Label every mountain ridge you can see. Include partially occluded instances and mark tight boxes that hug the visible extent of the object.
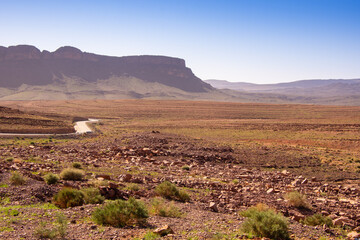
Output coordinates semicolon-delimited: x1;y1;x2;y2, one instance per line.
1;45;360;105
205;79;360;96
0;45;211;92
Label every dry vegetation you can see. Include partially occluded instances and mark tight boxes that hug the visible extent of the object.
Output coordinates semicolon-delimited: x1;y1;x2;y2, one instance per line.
0;100;359;239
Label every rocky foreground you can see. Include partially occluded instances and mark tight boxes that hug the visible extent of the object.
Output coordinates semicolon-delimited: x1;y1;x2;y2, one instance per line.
0;132;359;239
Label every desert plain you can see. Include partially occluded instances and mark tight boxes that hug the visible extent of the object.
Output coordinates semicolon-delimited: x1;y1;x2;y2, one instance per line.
0;99;359;239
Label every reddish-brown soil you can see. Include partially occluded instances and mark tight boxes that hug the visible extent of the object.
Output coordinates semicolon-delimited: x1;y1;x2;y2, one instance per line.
0;106;74;134
0;100;359;239
0;132;359;239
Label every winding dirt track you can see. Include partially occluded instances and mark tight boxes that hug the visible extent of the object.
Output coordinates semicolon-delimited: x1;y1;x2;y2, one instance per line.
0;119;98;136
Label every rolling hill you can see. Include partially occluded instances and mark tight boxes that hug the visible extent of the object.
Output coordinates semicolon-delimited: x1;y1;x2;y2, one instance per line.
205;79;360;105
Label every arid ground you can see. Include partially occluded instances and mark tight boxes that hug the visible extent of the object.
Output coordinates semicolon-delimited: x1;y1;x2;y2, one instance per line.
0;100;359;239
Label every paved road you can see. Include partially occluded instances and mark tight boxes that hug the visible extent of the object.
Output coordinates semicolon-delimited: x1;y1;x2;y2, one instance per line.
0;119;99;136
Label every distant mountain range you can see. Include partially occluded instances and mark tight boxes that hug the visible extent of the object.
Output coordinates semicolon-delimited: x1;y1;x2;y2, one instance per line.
0;45;360;105
205;79;360;105
205;79;360;95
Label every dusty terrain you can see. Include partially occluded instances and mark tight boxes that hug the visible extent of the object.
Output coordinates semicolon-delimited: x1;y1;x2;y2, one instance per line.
0;106;74;134
0;100;359;239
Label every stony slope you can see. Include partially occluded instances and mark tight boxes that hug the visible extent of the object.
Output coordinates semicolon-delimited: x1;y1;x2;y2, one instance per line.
0;132;359;239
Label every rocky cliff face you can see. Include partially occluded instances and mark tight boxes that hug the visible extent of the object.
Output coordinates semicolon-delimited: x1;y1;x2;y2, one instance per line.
0;45;211;92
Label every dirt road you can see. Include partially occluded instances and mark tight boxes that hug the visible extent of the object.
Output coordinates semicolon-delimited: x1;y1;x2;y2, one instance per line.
73;119;99;134
0;119;99;136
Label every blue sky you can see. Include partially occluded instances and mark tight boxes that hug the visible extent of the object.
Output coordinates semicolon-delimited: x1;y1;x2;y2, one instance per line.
1;0;360;83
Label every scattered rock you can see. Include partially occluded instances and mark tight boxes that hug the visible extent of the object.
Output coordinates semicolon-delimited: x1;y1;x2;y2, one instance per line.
266;188;274;194
95;174;111;180
289;210;305;222
99;186;129;200
122;174;132;182
347;231;360;239
154;225;174;236
333;216;353;227
209;202;218;212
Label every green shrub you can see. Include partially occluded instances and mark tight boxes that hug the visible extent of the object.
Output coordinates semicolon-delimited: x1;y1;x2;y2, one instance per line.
34;222;57;239
211;232;231;240
8;209;20;216
92;197;148;227
72;162;82;169
240;204;290;240
33;213;68;239
53;188;85;208
178;190;190;202
150;197;183;218
60;168;84;181
81;188;105;204
10;172;26;185
182;165;190;171
301;213;333;227
285;191;311;209
142;231;161;240
89;179;109;187
44;173;59;185
155;181;190;202
126;183;140;191
55;213;68;239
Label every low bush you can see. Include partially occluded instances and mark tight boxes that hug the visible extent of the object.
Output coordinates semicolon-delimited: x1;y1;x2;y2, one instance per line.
301;213;333;227
155;181;190;202
44;173;59;185
240;204;290;240
182;165;190;171
92;197;148;227
60;168;84;181
10;172;26;185
81;187;105;204
34;222;57;239
150;197;183;218
125;183;140;191
56;213;68;239
88;179;109;187
72;162;82;169
142;231;161;240
53;188;85;208
33;213;68;239
285;191;311;209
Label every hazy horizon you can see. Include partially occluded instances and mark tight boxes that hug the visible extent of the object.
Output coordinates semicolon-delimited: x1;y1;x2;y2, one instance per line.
1;0;359;84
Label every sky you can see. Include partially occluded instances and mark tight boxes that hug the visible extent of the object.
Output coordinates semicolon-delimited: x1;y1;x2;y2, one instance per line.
1;0;360;84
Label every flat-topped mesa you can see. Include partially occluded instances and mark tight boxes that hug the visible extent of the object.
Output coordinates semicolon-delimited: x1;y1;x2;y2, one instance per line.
120;55;186;67
0;45;212;92
0;45;187;67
